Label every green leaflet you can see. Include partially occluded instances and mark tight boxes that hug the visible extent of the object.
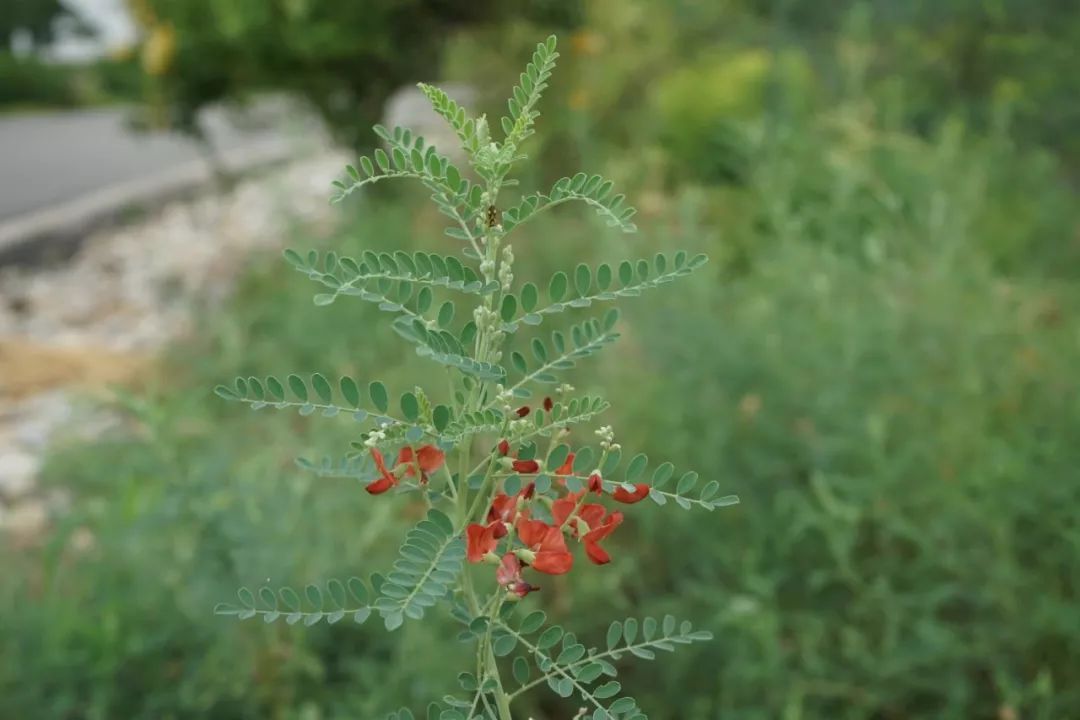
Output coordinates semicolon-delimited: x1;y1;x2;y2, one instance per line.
285;248;499;309
417;82;481;159
502;252;709;332
499;313;620;399
501;172;638;234
214;577;372;626
214;372;435;431
372;509;465;630
500;34;559;151
393;317;506;380
497;613;712;718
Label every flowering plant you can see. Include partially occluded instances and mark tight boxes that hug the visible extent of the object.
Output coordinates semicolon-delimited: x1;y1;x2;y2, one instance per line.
213;36;738;720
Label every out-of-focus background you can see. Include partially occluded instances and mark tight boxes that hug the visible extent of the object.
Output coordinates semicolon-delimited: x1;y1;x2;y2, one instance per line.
2;1;1079;718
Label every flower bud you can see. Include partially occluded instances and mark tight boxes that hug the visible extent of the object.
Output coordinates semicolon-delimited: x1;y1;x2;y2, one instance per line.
587;472;603;495
514;548;537;565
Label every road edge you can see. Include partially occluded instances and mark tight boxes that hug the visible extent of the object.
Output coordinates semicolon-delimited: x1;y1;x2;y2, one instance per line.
0;138;294;266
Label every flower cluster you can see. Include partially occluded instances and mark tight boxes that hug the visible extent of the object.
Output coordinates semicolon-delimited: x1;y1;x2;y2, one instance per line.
459;406;650;597
367;444;446;495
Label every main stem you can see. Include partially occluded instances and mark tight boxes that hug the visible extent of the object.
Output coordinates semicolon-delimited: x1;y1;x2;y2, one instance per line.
451;171;515;719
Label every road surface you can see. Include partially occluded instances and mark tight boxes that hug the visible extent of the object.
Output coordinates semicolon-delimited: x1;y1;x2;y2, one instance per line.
0;104;302;222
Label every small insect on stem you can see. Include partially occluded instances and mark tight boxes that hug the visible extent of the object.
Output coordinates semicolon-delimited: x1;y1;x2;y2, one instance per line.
486;205;499;229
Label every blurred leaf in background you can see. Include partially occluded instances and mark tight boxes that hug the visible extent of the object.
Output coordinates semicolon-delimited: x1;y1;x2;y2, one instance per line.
2;0;80;47
129;0;583;150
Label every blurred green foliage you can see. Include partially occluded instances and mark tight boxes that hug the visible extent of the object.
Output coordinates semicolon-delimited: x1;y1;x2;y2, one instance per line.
1;0;77;47
0;52;143;110
132;0;582;149
3;0;1080;718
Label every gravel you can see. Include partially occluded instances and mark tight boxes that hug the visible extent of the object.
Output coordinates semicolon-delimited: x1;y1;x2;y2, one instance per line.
0;150;349;539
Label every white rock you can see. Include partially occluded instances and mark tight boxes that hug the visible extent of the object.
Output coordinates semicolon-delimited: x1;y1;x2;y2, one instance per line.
0;448;40;499
2;499;47;538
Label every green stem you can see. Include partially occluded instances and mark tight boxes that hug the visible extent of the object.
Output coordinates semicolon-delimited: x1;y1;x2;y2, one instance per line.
481;596;513;720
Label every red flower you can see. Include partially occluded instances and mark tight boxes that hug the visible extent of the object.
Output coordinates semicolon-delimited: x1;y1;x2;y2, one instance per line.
553;452;575;478
466;521;504;563
543;396;554;412
552;491;606;537
516;518;573;574
512;459;540;474
551;491;623;564
496;553;539;597
497;439;510;456
515;405;531;418
365;448;396;495
396;444;445;483
550;492;580;528
583;511;623;565
488;493;516;524
487;482;536;525
612;482;650;504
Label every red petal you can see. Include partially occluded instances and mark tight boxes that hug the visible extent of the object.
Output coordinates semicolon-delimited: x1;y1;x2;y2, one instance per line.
515;405;531;418
418;445;445;472
497;439;510;456
584;511;623;544
512;459;540;474
496;553;522;586
553;453;575;477
488;493;514;524
532;550;574;575
466;523;497;563
516;518;550;549
578;503;607;530
584;540;611;565
550;495;579;527
365;476;395;495
510;580;541;597
587;473;603;494
370;448;390;475
612;483;651;504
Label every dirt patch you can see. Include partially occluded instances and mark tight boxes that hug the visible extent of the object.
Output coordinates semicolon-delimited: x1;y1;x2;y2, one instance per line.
0;339;150;400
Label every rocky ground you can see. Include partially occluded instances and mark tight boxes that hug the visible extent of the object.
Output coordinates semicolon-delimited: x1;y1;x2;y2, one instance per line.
0;151;349;543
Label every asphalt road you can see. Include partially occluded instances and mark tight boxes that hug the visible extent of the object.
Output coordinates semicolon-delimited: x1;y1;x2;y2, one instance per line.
0;104;295;222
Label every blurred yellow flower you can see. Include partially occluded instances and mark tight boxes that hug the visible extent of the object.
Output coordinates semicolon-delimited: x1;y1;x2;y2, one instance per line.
142;23;176;77
738;393;762;420
569;88;590;110
570;30;604;56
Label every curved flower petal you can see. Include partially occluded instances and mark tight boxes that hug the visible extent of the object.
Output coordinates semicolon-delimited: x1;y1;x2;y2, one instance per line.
367;448;397;493
554;452;575;477
532;550;574;574
612;482;651;504
512;459;540;474
466;522;500;563
584;540;611;565
365;475;395;495
416;445;446;472
516;518;551;549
